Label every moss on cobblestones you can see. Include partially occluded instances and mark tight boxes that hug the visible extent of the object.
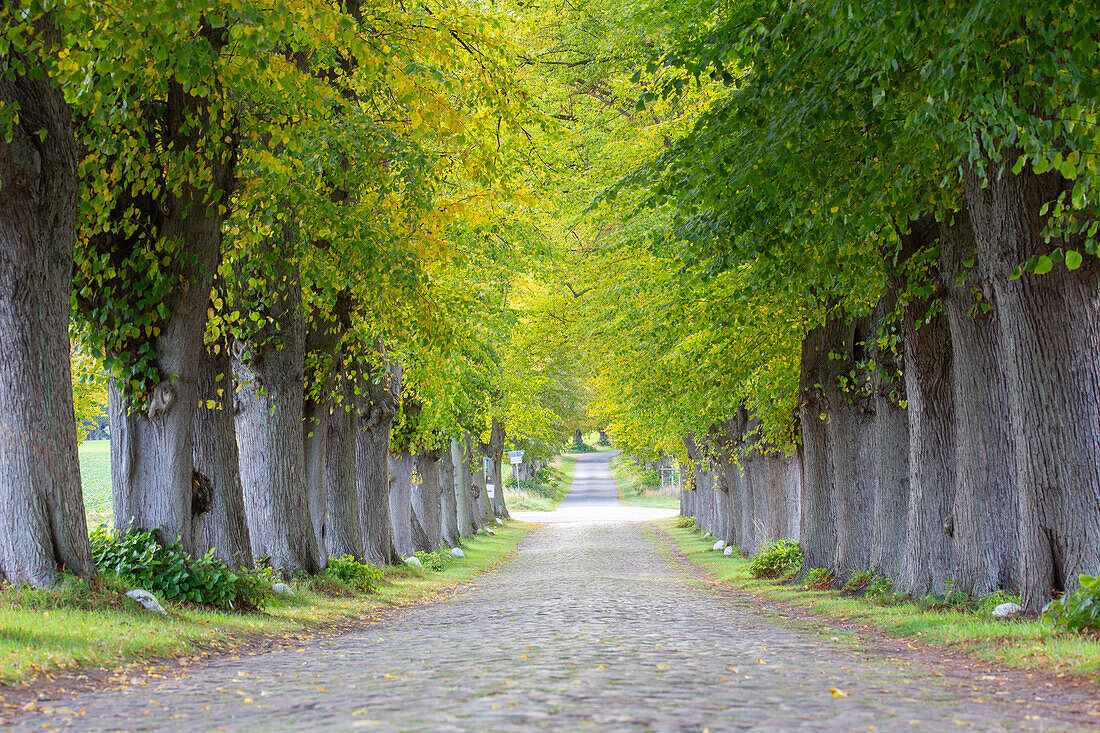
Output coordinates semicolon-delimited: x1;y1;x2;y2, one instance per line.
657;519;1100;678
0;524;529;685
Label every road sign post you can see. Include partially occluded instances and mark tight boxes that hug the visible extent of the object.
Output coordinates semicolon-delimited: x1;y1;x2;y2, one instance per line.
484;457;495;498
507;450;525;492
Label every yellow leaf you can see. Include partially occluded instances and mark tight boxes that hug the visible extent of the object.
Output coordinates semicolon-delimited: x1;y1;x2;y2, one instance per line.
830;687;848;697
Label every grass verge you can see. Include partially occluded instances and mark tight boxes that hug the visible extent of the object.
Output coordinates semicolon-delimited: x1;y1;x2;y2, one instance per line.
0;523;529;686
655;518;1100;678
611;453;679;508
504;454;578;511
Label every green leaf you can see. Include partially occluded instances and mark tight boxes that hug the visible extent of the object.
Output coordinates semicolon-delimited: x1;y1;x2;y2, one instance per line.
1033;255;1053;275
1065;250;1083;270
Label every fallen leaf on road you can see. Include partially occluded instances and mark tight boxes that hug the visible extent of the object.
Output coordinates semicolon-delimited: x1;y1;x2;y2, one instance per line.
830;688;848;697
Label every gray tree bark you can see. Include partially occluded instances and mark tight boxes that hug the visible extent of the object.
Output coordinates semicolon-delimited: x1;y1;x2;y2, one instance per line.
823;313;875;584
486;419;510;519
0;39;95;586
355;355;400;566
798;321;838;578
940;210;1018;596
388;451;417;557
233;242;320;577
324;374;362;561
193;339;251;567
465;433;491;530
740;449;763;553
303;391;330;564
709;417;744;549
439;448;460;547
897;217;957;598
104;78;233;556
781;450;802;539
412;448;444;551
302;305;350;566
451;438;474;537
965;161;1100;612
867;291;909;579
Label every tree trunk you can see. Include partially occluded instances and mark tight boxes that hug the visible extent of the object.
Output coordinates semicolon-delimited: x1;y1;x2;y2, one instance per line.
107;256;218;555
302;395;330;565
439;446;460;547
897;218;956;597
765;451;790;544
682;434;711;534
412;449;444;551
193;341;251;567
823;313;875;584
798;322;838;578
740;449;762;552
324;378;362;561
940;210;1018;596
573;429;584;447
355;355;400;566
709;418;744;549
486;419;509;519
781;451;802;539
233;246;320;576
465;433;491;530
451;438;475;537
302;306;349;566
868;292;909;579
100;77;234;557
965;161;1100;611
388;451;417;557
0;46;94;586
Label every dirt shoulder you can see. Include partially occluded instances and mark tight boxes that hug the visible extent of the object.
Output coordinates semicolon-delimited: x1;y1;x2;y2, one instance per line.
649;522;1100;726
0;525;532;720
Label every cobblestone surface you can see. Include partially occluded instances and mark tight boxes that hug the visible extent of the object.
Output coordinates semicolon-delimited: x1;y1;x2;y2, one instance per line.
6;453;1095;731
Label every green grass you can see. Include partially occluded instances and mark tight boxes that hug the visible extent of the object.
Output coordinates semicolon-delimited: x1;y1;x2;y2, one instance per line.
656;518;1100;678
79;439;112;528
0;523;529;685
611;453;679;508
504;455;578;511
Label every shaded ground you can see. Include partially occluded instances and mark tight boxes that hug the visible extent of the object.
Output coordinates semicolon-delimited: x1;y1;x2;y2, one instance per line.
4;453;1096;731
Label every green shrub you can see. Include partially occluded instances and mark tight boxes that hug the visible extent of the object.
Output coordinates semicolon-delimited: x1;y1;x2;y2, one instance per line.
918;580;974;612
802;567;833;590
841;570;876;594
90;526;269;610
977;589;1022;616
321;555;384;593
414;549;454;572
747;539;803;579
636;468;661;492
1044;574;1100;632
675;516;696;529
864;575;906;605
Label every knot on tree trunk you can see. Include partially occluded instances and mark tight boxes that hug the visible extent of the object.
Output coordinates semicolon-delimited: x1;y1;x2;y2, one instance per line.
147;381;177;419
191;469;213;518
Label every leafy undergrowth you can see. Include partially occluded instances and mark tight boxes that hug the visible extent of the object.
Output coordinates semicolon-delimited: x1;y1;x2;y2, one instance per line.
0;523;528;684
504;454;578;511
610;454;679;509
656;519;1100;677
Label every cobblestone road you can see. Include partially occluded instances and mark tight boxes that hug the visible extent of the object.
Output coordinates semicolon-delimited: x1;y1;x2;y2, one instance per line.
7;452;1096;731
